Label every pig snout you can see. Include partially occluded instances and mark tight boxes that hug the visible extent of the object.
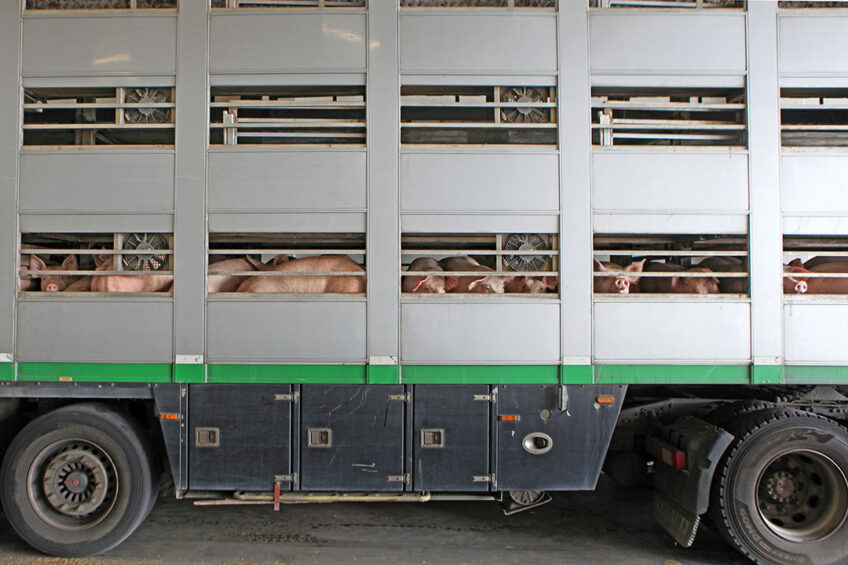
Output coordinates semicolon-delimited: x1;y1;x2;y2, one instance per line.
614;277;630;293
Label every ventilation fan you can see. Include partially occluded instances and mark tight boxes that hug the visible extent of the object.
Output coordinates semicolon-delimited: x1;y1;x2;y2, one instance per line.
122;233;169;271
504;233;548;272
500;87;550;124
124;88;171;124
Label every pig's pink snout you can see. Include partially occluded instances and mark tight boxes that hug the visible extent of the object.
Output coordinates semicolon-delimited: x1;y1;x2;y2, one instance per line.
614;278;630;293
795;281;808;294
44;283;59;292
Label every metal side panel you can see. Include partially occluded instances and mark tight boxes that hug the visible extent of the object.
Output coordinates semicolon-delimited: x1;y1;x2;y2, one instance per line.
592;151;748;213
399;14;556;75
16;299;174;363
589;13;746;77
401;302;560;364
206;300;366;363
208;150;365;212
496;384;625;491
784;302;848;365
20;151;175;213
22;15;176;76
188;384;292;491
401;153;559;213
300;384;404;491
208;212;366;234
209;14;366;73
412;384;490;492
593;213;748;235
593;300;751;364
782;151;848;215
779;14;848;78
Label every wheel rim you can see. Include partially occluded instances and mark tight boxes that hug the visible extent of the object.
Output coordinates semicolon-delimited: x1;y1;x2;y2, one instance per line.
26;439;119;531
755;449;848;542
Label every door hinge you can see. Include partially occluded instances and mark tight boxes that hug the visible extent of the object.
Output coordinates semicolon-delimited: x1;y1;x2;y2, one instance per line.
387;474;409;483
387;393;409;402
275;473;297;484
275;392;299;402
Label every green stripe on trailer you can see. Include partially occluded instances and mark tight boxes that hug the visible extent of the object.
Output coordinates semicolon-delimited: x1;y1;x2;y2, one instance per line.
14;362;172;383
205;364;367;384
594;365;751;384
400;365;559;384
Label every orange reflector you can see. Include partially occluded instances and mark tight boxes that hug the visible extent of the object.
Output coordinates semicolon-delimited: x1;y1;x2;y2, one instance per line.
596;395;616;405
58;376;73;382
159;413;179;421
499;415;520;422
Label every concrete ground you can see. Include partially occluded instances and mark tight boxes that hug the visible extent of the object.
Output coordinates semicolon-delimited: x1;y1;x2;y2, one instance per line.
0;477;746;565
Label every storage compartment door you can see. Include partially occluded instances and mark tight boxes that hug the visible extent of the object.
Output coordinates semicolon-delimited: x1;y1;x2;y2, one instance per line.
413;384;490;492
300;385;405;491
188;384;293;491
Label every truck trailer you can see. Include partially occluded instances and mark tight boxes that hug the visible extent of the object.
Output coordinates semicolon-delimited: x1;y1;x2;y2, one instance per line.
0;1;847;564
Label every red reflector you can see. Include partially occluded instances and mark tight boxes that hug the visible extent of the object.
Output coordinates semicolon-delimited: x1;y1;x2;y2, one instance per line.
159;413;179;421
499;415;520;422
646;436;687;470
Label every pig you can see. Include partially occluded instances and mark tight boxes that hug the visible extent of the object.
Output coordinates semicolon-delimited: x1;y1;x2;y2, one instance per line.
697;257;748;294
593;259;645;294
402;257;458;294
801;262;848;294
91;255;173;293
28;254;82;293
207;255;287;293
235;254;365;294
438;256;512;294
504;275;559;294
640;262;720;294
783;263;810;294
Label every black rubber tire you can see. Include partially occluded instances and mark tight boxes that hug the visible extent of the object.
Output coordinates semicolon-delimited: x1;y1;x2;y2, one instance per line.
0;403;155;557
709;407;848;565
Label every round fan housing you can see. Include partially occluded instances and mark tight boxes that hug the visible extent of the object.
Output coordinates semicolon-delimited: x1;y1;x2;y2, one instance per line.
124;88;171;124
500;87;549;124
122;233;169;272
504;233;548;272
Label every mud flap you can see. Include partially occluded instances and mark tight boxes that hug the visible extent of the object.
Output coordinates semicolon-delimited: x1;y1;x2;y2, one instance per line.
650;416;733;547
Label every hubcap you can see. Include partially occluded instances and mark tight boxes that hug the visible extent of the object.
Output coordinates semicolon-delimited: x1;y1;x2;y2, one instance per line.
27;440;118;530
756;450;848;542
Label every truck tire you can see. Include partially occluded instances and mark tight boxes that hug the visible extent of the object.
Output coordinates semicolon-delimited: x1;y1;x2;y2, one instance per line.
710;407;848;565
0;403;156;557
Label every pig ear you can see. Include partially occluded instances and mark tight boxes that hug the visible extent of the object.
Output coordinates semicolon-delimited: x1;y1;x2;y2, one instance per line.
593;258;605;271
445;275;459;291
61;254;77;270
789;258;802;267
29;254;46;272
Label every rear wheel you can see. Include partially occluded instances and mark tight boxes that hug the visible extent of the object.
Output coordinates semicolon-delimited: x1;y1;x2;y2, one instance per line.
0;403;155;557
710;408;848;565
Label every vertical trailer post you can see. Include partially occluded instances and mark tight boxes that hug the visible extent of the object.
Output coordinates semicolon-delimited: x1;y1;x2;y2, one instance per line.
0;1;21;372
367;2;400;383
174;0;209;382
560;1;593;382
747;1;784;383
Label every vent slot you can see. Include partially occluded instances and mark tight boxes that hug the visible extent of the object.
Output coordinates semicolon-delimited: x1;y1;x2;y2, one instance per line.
401;85;557;146
210;86;366;145
591;88;746;147
781;89;848;147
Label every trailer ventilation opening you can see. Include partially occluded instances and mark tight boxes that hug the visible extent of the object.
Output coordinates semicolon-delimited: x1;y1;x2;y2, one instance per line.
401;85;557;146
591;88;746;147
783;237;848;296
19;232;174;294
401;233;559;295
210;86;365;145
23;87;175;146
207;233;366;294
781;89;848;147
592;235;749;296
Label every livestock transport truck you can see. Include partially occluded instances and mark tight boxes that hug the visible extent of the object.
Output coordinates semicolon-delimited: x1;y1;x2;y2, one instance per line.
2;1;848;564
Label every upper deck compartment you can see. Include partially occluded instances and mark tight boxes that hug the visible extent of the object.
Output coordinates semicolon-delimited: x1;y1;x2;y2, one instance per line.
399;1;557;76
589;1;746;86
209;1;367;75
22;1;177;78
779;3;848;85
